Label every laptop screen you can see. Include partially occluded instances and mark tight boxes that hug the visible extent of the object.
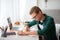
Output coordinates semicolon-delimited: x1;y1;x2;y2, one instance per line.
7;17;13;30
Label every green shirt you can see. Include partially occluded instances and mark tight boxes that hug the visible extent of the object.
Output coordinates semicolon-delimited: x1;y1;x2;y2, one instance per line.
27;14;57;40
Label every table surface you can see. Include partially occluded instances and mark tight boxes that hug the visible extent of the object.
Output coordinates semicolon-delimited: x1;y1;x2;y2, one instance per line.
0;24;39;40
0;35;39;40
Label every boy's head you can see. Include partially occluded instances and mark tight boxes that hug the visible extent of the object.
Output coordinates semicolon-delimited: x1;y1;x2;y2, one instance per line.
30;6;44;21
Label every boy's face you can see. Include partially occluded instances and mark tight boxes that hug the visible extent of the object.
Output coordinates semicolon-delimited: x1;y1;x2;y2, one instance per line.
30;11;42;21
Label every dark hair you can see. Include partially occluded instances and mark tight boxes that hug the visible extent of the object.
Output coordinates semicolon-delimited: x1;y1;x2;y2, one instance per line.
30;6;42;15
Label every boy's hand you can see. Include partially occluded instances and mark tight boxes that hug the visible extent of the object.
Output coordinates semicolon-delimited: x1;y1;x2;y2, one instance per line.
17;31;24;35
17;31;29;35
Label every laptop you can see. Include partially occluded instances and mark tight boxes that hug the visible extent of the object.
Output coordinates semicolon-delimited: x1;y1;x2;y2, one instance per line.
7;17;19;31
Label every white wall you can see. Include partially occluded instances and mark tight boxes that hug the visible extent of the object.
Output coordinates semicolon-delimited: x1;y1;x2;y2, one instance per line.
38;0;60;10
38;0;60;23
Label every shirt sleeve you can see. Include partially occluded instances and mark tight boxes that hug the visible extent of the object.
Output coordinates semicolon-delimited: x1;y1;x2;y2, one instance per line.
37;17;55;35
26;20;37;27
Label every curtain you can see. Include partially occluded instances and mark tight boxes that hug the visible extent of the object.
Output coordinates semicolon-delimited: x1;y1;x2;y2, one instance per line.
0;0;37;27
0;0;20;27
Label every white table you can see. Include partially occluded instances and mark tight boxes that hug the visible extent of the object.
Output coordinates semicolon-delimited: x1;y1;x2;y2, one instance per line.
0;23;39;40
0;35;39;40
